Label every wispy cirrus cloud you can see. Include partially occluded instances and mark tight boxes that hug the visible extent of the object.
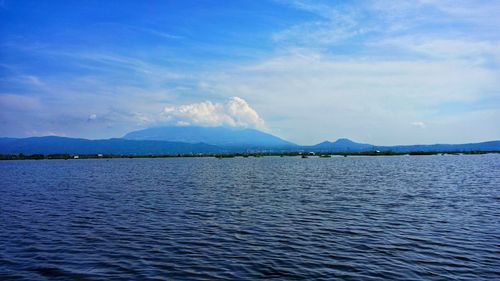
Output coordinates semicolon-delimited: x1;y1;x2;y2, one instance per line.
273;0;370;46
371;37;500;64
196;48;500;144
0;93;41;110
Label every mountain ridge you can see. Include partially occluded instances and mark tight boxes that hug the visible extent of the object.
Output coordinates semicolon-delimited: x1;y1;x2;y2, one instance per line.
0;136;223;155
311;138;375;152
310;139;500;153
1;126;499;155
123;126;296;148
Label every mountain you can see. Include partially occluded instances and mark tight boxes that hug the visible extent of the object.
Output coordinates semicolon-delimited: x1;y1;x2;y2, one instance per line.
1;135;498;155
0;136;222;155
309;138;500;153
311;138;375;152
123;126;296;148
376;141;500;153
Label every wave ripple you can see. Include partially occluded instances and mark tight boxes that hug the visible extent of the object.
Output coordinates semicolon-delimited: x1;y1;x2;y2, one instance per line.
1;155;499;280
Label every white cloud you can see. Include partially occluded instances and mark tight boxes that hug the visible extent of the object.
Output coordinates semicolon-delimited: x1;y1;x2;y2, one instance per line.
416;0;500;25
25;130;67;137
274;1;367;46
161;97;266;130
276;0;500;49
0;94;41;110
15;75;43;86
411;121;426;128
373;37;500;62
197;49;500;144
3;0;498;143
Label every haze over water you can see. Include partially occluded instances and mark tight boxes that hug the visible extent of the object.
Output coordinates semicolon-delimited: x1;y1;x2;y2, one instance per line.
1;155;499;280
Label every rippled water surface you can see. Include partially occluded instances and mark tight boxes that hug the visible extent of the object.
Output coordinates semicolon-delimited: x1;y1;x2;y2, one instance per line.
1;155;499;280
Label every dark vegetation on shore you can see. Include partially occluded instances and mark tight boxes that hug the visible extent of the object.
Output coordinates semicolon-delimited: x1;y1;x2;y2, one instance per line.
1;150;498;160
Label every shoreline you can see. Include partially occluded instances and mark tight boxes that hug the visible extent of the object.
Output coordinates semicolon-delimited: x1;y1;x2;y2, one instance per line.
1;151;498;160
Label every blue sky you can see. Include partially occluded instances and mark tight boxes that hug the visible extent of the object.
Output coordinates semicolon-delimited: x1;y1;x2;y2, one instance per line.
1;0;499;145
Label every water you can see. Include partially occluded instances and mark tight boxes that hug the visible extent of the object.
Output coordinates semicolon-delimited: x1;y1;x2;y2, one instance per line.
1;155;499;280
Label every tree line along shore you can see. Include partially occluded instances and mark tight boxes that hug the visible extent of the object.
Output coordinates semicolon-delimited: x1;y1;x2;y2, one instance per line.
0;151;498;160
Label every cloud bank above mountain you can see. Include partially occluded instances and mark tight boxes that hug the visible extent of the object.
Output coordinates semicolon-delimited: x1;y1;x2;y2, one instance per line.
162;97;267;130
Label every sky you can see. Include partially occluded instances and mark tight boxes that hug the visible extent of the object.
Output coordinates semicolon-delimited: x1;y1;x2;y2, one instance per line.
0;0;499;145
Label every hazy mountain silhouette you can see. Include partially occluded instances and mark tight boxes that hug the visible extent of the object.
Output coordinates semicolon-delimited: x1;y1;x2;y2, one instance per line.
1;131;499;155
123;126;296;148
374;141;500;153
309;138;500;153
310;138;375;152
0;136;222;155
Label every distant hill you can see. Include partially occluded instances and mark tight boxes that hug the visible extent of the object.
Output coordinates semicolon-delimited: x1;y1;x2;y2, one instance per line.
310;138;375;152
309;138;500;153
123;126;296;148
1;134;499;156
0;136;222;155
376;141;500;153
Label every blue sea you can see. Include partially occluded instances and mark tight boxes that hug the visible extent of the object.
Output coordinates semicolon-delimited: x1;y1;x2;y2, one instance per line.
1;155;499;280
